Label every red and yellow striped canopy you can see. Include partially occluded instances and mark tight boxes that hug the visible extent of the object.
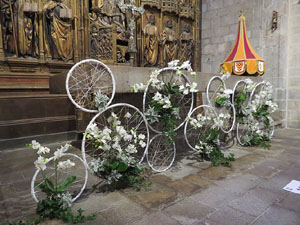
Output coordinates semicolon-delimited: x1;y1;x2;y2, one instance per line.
220;13;265;76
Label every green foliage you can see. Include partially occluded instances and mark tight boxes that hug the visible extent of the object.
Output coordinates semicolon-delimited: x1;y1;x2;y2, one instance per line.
196;128;235;167
215;97;227;107
209;148;235;167
36;199;96;224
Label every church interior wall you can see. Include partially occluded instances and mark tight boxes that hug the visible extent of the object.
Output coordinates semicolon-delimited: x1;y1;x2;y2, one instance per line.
200;0;300;129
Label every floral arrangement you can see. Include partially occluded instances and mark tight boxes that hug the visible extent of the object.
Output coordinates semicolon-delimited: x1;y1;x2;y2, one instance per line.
15;141;96;224
188;111;235;167
132;60;197;139
239;82;278;148
86;112;149;190
94;90;109;111
233;78;256;119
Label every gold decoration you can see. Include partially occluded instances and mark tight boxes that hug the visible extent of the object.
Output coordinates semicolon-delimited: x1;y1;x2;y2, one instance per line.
43;0;73;61
143;13;159;66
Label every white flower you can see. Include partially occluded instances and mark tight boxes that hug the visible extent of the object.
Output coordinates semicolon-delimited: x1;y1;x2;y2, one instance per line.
87;123;99;137
153;92;163;102
182;88;189;95
168;60;180;67
190;71;197;78
54;144;70;160
138;134;145;140
124;112;132;119
102;127;112;136
162;97;171;108
131;83;146;93
112;142;122;152
116;126;127;137
34;156;48;171
31;140;41;150
179;60;192;71
221;72;231;80
224;89;233;96
123;134;133;142
37;146;50;155
102;143;111;151
126;144;137;154
139;140;146;148
57;159;75;171
190;82;198;93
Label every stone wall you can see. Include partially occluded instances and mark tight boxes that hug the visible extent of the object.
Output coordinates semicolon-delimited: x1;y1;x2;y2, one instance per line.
201;0;290;127
287;0;300;128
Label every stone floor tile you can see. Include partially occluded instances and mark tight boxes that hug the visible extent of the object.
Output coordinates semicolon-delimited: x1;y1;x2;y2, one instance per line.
123;183;177;209
276;193;300;213
182;174;214;189
251;205;300;225
73;192;129;214
247;159;291;179
131;212;181;225
166;179;199;195
215;173;263;194
204;206;256;225
163;197;215;225
198;166;233;180
191;185;240;208
229;187;284;217
100;198;147;225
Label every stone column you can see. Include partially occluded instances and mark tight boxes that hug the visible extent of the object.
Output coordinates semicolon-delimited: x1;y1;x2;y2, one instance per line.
194;0;201;71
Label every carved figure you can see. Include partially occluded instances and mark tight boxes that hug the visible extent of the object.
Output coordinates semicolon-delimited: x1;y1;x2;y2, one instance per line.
95;0;126;34
0;0;18;56
162;19;177;65
179;23;193;63
18;0;39;58
143;13;159;66
43;0;73;61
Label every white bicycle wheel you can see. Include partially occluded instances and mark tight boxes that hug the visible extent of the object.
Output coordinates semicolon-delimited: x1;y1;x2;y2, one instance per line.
143;67;194;134
31;153;88;203
184;105;219;151
236;122;252;146
249;81;265;104
82;103;149;171
217;103;236;134
146;134;176;172
206;76;227;107
66;59;116;113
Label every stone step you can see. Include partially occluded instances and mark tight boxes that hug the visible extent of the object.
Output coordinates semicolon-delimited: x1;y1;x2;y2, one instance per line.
0;131;77;151
0;93;77;150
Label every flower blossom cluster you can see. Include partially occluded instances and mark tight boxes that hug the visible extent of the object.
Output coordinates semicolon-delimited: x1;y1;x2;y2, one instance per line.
94;90;109;111
30;141;74;171
86;112;147;184
215;88;233;107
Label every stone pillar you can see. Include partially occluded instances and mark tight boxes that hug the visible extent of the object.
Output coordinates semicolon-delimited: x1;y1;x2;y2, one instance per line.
195;0;201;71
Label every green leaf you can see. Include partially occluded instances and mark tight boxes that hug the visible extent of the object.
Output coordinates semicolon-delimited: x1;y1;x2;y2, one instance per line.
57;176;76;192
45;178;55;192
117;162;128;172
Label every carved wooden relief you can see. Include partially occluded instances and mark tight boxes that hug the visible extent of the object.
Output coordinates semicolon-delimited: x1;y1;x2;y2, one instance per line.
0;0;201;88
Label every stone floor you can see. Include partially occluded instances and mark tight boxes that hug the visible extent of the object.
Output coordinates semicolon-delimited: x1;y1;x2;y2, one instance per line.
1;128;300;225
